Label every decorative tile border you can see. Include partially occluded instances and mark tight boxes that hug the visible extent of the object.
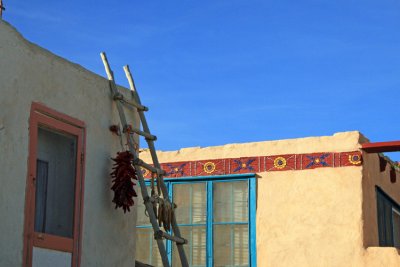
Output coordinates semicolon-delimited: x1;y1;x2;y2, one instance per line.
141;151;363;179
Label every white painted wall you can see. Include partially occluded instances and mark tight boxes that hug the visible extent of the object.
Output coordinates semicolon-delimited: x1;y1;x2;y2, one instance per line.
0;20;139;266
32;248;72;267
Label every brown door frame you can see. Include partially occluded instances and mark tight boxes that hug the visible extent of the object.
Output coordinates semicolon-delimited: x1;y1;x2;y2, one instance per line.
23;102;86;267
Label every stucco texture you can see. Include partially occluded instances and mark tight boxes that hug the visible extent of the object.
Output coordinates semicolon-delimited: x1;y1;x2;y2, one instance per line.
142;131;400;266
0;20;138;266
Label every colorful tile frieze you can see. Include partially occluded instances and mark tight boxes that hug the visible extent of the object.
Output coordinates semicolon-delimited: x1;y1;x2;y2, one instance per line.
142;151;363;178
195;159;226;176
303;153;331;169
161;161;191;178
231;157;260;173
340;152;363;167
266;154;296;171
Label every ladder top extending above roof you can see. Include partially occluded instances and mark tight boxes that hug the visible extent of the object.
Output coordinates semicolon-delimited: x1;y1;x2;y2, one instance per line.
100;52;189;267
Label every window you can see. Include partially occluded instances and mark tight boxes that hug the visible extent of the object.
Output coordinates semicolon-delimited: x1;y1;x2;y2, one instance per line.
376;187;400;248
136;174;257;267
34;127;77;238
24;103;85;267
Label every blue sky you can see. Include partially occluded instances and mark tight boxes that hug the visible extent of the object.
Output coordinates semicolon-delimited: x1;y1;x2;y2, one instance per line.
5;1;400;159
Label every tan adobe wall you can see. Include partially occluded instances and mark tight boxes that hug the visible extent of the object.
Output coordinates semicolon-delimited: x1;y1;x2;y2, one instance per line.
0;20;138;266
142;131;400;267
149;131;362;162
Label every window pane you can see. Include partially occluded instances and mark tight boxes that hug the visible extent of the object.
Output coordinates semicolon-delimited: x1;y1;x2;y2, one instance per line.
34;160;49;233
214;224;249;267
214;181;248;223
377;193;387;246
172;226;206;267
136;228;164;267
393;209;400;248
35;127;77;238
377;190;399;247
173;183;206;224
384;198;394;245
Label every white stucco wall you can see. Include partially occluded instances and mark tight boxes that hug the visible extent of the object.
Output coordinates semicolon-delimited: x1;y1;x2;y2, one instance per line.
0;20;138;266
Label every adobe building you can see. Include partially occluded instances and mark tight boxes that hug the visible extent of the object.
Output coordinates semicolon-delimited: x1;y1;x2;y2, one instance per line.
0;20;139;266
2;17;400;267
138;131;400;267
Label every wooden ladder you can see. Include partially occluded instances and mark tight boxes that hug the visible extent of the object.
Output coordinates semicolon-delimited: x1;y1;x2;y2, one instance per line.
100;52;189;267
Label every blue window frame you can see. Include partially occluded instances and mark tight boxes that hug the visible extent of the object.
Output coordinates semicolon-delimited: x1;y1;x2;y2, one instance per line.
136;174;257;267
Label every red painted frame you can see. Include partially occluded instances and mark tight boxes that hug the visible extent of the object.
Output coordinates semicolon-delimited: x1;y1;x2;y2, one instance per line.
23;102;86;267
362;141;400;153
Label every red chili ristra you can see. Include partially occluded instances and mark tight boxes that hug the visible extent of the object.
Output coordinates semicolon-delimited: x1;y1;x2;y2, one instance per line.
110;151;138;213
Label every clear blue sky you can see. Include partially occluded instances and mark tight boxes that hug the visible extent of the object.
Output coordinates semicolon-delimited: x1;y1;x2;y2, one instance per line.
5;1;400;159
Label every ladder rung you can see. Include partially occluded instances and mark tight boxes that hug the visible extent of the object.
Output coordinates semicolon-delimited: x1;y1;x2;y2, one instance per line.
144;196;178;209
125;126;157;141
154;230;187;244
113;92;149;111
143;195;159;204
133;158;166;176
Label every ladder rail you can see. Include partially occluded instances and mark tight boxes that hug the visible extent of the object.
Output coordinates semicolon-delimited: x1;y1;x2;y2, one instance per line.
100;52;170;267
124;65;189;267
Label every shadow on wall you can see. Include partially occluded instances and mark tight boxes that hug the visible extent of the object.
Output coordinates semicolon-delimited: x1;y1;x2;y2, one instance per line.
362;152;400;248
135;261;154;267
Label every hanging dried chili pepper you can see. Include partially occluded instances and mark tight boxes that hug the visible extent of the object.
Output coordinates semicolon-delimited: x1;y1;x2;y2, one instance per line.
110;151;138;213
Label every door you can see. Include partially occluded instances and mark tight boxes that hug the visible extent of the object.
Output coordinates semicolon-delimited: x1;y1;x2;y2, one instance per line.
23;103;85;267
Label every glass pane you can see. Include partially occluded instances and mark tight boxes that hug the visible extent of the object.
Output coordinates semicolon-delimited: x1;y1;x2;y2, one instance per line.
34;127;77;238
172;226;206;267
214;224;249;267
173;183;206;224
136;228;164;267
34;160;49;233
393;209;400;248
136;186;152;226
384;199;394;245
377;193;386;246
214;181;248;223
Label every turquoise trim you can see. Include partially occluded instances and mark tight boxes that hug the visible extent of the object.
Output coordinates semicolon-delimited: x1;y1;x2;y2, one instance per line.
163;173;256;182
212;221;248;225
167;182;173;264
249;177;257;267
206;181;214;266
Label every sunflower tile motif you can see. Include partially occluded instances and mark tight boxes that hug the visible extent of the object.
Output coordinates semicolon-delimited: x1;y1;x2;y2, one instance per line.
203;162;216;173
194;160;226;176
266;155;296;171
340;152;363;166
274;157;287;169
141;167;151;178
348;154;362;165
